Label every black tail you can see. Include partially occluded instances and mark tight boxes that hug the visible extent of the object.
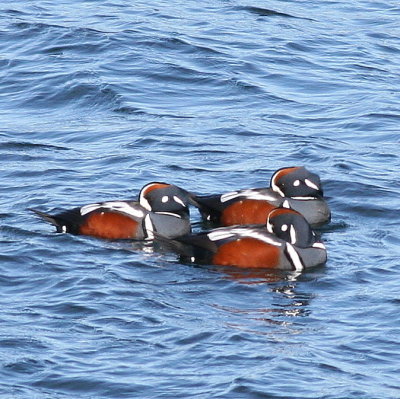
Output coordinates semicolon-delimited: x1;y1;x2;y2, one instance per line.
29;208;60;227
153;230;217;264
30;207;88;235
152;231;194;257
189;194;224;223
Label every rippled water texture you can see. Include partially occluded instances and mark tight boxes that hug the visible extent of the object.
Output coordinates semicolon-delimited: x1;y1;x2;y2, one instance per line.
1;1;400;398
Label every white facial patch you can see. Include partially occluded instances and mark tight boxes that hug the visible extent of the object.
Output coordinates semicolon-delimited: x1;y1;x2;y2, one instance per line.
290;224;297;245
293;180;300;187
281;224;288;232
161;196;169;203
304;179;320;191
271;175;285;197
80;201;145;218
139;192;152;211
291;196;317;200
173;195;186;207
154;211;182;218
139;183;167;211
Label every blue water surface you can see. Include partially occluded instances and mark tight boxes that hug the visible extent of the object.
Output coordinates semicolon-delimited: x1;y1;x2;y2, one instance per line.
1;0;400;398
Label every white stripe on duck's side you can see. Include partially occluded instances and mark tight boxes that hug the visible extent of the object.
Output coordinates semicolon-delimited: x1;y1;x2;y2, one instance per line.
208;227;283;247
285;243;304;271
80;202;145;218
144;214;155;240
220;189;277;203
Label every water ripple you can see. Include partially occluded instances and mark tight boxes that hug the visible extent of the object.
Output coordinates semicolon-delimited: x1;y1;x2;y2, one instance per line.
1;0;400;398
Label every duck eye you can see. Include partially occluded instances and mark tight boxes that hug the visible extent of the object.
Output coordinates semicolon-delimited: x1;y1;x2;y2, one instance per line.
161;196;169;203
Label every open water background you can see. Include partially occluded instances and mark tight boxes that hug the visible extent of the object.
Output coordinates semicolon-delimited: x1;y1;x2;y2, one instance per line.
1;1;400;398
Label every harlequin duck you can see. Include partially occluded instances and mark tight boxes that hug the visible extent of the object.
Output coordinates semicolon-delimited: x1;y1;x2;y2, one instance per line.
192;166;331;227
30;182;193;240
166;208;327;270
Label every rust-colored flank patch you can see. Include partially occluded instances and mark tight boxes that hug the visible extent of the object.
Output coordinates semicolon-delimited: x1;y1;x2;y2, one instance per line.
221;199;276;226
80;212;139;239
213;238;280;269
